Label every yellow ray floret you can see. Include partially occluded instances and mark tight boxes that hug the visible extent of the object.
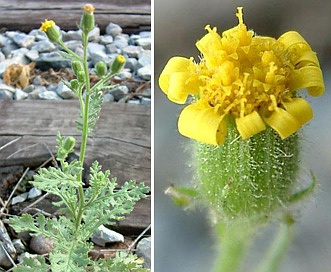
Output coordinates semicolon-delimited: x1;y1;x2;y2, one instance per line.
159;7;325;145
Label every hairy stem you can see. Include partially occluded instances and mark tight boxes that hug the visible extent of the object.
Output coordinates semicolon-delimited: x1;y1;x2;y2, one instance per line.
213;221;253;272
255;223;293;272
76;32;91;230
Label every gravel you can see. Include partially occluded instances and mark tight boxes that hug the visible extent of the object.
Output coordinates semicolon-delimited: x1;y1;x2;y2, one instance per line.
0;22;151;104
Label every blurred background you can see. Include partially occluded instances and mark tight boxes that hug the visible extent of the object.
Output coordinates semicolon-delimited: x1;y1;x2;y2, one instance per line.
154;0;331;271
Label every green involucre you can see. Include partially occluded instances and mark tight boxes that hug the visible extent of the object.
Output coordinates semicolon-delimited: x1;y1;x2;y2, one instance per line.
194;117;299;221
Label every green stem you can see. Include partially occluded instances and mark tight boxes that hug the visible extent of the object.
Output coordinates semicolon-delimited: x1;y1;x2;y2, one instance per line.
75;32;91;230
58;40;83;62
255;223;293;272
90;71;117;93
214;221;253;272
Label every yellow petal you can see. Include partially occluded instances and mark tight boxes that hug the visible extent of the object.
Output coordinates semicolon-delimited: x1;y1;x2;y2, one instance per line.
288;66;325;96
196;25;222;57
167;72;199;104
235;111;266;139
291;50;320;68
282;98;313;126
159;57;192;93
277;31;311;51
262;107;301;139
178;103;227;145
159;57;199;104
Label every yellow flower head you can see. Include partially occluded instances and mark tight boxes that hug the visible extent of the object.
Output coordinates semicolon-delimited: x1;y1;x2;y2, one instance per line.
40;19;62;44
159;7;325;145
40;19;55;32
83;3;95;14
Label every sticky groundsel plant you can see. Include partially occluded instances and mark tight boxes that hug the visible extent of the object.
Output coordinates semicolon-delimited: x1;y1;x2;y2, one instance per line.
9;4;149;272
159;7;324;272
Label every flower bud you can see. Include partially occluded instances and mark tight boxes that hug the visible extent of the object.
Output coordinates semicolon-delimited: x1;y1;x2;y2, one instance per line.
77;71;86;83
70;79;79;90
57;148;68;160
72;61;84;76
95;61;108;77
80;4;95;34
40;19;62;44
110;55;126;74
63;136;76;153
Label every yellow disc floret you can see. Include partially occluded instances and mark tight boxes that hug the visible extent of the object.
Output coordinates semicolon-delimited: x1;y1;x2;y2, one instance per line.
159;7;325;145
83;4;95;14
40;19;55;32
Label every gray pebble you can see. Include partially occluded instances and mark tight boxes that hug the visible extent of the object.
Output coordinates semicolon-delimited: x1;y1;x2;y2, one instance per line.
0;24;151;104
10;48;29;59
112;37;128;49
99;35;113;45
28;187;42;199
63;40;83;52
11;192;28;205
37;90;62;100
105;43;121;54
114;70;132;80
56;82;77;99
32;75;43;85
35;52;70;70
91;225;124;246
125;57;138;72
14;89;28;100
103;93;115;102
12;239;26;254
137;64;151;81
136;237;151;269
87;27;100;42
137;50;151;68
106;22;122;37
23;84;35;93
122;45;143;58
0;52;5;62
1;39;19;57
109;85;129;101
31;40;56;53
12;33;35;48
0;242;13;269
25;49;39;62
30;235;54;254
87;43;108;65
0;82;16;93
62;30;81;42
136;37;151;50
0;90;13;100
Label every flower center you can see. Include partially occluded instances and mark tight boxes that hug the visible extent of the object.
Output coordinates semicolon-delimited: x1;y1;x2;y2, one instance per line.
196;7;292;118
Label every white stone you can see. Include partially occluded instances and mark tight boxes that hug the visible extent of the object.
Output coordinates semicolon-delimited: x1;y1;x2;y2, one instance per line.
14;89;28;100
91;225;124;246
137;64;151;81
28;187;42;199
56;82;77;99
11;192;28;205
